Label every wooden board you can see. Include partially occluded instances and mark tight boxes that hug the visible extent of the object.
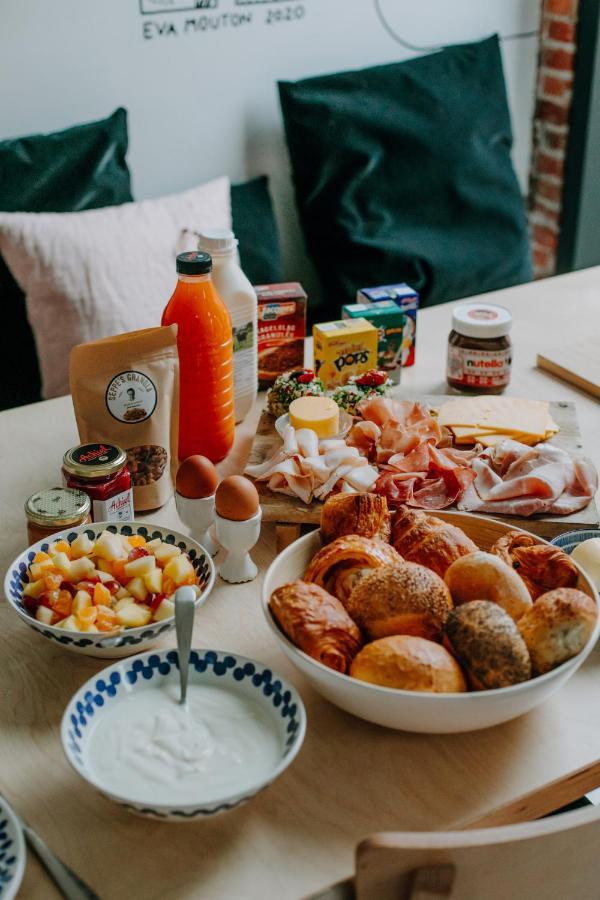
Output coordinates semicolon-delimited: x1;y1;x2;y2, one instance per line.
246;396;599;542
537;337;600;400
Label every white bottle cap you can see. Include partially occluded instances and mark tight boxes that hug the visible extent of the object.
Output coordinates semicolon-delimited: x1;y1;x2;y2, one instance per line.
451;303;512;339
198;228;238;256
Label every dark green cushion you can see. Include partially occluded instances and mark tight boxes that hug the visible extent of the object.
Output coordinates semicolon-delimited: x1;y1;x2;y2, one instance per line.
279;35;532;319
0;108;133;410
231;175;283;286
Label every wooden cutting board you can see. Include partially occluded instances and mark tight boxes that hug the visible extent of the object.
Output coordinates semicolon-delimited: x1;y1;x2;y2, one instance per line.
537;337;600;400
246;396;599;550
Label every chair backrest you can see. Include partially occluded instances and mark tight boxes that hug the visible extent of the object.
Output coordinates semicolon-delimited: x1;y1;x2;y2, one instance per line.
355;803;600;900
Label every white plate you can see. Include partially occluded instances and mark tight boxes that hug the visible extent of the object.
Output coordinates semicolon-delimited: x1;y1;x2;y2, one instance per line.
0;796;26;900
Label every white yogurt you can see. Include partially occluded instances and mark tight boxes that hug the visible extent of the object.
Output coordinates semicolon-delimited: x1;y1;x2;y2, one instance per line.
86;682;282;805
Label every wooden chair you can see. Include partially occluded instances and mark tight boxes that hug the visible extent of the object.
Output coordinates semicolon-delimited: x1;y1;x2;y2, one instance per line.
307;802;600;899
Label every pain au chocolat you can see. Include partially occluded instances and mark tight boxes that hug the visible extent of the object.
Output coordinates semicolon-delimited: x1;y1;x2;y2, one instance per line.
304;534;403;605
391;507;477;579
490;530;578;600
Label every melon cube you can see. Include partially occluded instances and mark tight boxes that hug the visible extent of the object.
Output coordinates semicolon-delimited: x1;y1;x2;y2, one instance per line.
51;553;71;577
72;590;92;614
56;615;79;631
153;598;175;622
23;578;46;599
70;534;94;558
124;555;156;579
35;606;54;625
95;569;114;584
115;596;135;612
163;555;195;587
126;577;148;602
116;603;152;628
143;567;163;594
94;533;125;562
145;538;162;551
153;543;182;565
115;586;131;600
80;623;99;633
69;557;96;581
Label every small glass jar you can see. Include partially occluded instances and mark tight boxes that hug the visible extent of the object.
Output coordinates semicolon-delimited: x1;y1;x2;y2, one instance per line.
62;443;134;523
25;487;91;545
447;303;513;395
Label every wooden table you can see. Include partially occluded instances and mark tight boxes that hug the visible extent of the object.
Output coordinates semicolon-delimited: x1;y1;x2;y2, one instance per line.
1;267;599;900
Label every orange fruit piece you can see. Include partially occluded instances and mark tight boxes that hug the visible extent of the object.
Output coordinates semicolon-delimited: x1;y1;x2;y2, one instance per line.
54;591;73;618
77;607;98;627
127;535;146;548
53;540;72;558
34;551;51;563
44;573;64;592
111;560;127;584
162;577;175;597
96;605;117;631
93;583;112;607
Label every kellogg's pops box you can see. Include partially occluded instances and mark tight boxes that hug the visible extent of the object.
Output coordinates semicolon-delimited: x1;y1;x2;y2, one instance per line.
312;318;378;389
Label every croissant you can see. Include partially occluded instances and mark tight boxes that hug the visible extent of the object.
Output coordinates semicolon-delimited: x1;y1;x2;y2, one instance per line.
391;507;477;579
490;531;578;600
269;580;362;673
320;492;391;544
304;535;403;604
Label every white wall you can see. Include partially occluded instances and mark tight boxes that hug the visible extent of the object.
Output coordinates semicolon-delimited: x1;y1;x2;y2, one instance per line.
1;0;540;293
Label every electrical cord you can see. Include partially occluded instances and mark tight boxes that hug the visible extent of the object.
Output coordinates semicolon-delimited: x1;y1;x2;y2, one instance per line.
373;0;539;52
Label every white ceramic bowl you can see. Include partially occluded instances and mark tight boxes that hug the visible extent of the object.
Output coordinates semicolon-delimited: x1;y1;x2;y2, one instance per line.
61;648;306;821
4;522;215;658
0;795;26;900
262;511;600;733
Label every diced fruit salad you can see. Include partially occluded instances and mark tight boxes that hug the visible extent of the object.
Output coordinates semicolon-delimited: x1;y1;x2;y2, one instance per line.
21;532;200;634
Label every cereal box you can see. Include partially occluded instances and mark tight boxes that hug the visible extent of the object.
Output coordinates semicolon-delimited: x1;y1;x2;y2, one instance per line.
342;300;405;385
255;283;307;387
312;318;378;389
357;283;419;367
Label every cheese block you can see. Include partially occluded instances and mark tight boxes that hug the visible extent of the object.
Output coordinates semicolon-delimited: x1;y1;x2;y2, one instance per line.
289;396;340;438
439;397;556;442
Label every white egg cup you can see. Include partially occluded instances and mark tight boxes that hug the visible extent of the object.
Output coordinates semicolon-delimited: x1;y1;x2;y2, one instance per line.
215;508;262;584
175;492;218;557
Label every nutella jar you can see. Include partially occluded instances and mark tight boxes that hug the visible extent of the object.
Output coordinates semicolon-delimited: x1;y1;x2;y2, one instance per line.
447;303;512;394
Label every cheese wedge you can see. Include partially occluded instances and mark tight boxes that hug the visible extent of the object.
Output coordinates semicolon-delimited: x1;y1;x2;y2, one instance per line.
289;396;340;439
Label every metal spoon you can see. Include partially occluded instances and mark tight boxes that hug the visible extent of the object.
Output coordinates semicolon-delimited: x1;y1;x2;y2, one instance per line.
175;586;197;704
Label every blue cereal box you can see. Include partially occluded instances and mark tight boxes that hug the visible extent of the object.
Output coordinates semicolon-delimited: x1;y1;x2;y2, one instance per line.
357;283;419;367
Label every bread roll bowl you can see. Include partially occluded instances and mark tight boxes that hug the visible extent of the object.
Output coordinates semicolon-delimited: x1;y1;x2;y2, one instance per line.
262;510;600;733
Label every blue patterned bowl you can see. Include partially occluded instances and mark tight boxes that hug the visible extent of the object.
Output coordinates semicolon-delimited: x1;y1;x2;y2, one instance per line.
550;529;600;555
3;522;215;658
61;648;306;821
0;796;25;900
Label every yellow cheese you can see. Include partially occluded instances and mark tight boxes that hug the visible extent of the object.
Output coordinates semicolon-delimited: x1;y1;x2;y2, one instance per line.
439;397;556;442
289;396;340;438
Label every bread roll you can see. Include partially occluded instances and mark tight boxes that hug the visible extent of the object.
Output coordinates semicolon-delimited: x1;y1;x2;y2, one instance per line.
571;538;600;591
517;587;598;675
392;507;477;578
491;530;578;600
445;551;532;621
321;492;391;544
444;601;531;690
350;635;466;692
345;564;453;641
269;580;362;674
304;534;403;604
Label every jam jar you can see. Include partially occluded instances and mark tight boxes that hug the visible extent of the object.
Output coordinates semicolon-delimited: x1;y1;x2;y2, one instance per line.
25;487;91;545
447;303;512;394
62;443;134;523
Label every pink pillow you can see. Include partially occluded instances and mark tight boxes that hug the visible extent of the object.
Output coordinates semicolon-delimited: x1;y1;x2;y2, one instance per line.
0;177;230;398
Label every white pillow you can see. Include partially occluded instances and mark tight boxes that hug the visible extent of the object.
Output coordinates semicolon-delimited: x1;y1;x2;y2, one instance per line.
0;176;230;398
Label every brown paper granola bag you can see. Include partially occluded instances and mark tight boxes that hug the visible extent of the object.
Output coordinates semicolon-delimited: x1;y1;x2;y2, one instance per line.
70;326;179;512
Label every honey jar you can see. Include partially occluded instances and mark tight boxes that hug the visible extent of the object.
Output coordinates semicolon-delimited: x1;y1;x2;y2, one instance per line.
25;488;91;545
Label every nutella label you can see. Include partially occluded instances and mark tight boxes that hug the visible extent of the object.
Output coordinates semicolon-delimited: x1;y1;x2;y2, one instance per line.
447;345;512;388
92;489;134;523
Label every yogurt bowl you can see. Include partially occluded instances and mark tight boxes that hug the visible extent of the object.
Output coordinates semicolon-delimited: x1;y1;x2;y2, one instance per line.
4;522;215;658
61;648;306;820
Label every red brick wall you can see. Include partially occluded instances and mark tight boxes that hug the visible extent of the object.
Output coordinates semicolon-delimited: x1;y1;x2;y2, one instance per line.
529;0;581;277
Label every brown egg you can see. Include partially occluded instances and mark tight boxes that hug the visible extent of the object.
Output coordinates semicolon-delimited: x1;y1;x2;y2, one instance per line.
176;456;219;499
215;476;260;521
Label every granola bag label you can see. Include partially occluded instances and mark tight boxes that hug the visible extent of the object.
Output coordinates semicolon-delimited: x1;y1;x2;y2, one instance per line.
70;326;179;512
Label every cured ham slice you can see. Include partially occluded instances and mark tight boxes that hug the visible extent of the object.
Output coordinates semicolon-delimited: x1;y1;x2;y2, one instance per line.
458;439;597;517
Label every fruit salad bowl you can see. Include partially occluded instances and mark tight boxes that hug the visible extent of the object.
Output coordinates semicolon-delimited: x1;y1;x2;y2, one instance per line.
4;522;215;658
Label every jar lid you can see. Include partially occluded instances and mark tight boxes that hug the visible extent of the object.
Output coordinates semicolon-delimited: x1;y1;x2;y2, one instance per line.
63;442;127;479
25;488;91;527
176;251;212;275
451;304;512;339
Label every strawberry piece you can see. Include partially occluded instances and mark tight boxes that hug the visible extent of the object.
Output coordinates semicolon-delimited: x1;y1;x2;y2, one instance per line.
104;580;121;596
149;592;166;613
128;547;149;562
296;369;315;384
356;370;387;387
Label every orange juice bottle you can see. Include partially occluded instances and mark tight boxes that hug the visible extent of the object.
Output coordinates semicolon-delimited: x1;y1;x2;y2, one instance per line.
162;252;235;462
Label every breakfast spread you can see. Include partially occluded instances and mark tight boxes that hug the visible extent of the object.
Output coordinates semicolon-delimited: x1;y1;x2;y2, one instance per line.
313;318;378;388
70;325;179;511
268;492;598;693
255;282;307;387
62;443;134;523
446;303;513;394
25;488;91;545
342;301;405;384
21;531;200;633
266;369;325;418
357;282;419;367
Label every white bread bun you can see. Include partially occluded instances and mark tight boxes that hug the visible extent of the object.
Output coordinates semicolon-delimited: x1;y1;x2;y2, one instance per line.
444;551;532;622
